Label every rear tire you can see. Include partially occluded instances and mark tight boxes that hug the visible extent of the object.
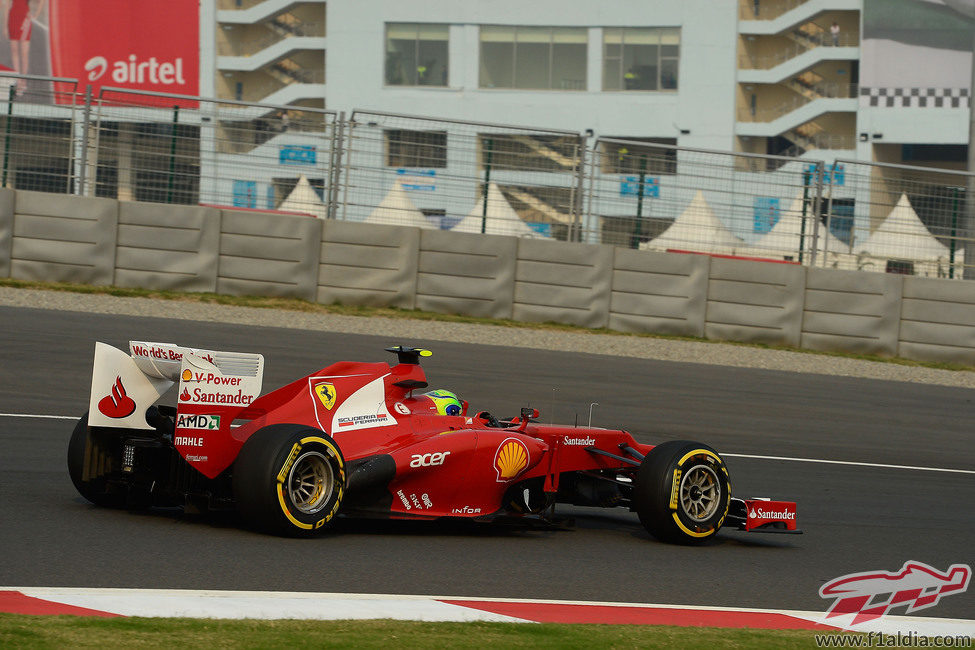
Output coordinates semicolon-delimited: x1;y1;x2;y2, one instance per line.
233;425;345;537
66;413;126;508
633;440;731;544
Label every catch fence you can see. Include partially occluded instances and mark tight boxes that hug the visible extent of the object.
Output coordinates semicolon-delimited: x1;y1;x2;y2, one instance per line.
1;71;972;280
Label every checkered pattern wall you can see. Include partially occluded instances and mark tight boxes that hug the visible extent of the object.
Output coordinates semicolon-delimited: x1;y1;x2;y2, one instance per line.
860;87;970;108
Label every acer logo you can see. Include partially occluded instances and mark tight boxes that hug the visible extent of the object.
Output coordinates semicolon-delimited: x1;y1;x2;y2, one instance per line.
410;451;450;468
97;376;136;418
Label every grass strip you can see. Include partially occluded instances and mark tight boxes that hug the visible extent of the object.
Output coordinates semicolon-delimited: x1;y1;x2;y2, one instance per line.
0;614;851;649
1;277;971;372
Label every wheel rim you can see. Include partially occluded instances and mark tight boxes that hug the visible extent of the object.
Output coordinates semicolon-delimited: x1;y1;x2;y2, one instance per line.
679;464;720;522
286;451;334;515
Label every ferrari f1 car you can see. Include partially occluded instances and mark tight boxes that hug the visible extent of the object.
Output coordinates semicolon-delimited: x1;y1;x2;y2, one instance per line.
68;342;801;544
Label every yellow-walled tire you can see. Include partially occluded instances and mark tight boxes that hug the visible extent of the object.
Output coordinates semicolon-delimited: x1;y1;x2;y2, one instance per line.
233;424;345;537
633;440;731;545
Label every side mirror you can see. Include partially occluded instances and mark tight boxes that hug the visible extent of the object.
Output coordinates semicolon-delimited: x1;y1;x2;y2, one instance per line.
520;407;539;421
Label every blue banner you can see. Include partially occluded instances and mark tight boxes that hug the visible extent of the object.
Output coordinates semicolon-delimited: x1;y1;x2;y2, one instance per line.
753;197;780;233
279;145;317;166
804;163;845;186
620;176;659;197
232;180;257;208
396;168;436;191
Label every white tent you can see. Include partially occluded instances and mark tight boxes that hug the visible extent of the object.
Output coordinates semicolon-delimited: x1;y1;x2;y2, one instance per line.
278;175;327;219
640;191;743;254
364;180;436;229
743;192;850;261
853;193;963;276
452;182;545;238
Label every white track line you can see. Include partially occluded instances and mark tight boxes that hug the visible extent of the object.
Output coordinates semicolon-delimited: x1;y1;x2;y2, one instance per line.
5;413;972;475
0;413;77;420
724;453;975;475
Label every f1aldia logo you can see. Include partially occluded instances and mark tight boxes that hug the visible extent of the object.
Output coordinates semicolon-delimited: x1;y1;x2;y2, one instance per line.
84;55;187;85
98;376;136;418
819;560;971;626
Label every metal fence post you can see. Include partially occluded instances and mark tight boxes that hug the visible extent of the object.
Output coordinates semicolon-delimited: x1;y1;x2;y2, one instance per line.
630;154;648;249
340;117;354;222
166;105;180;204
481;137;493;234
810;160;824;267
76;84;93;196
327;111;345;220
2;85;15;188
950;186;960;279
571;134;587;242
583;141;598;244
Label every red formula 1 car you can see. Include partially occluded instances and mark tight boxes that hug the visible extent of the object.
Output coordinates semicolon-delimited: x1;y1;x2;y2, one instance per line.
69;343;801;544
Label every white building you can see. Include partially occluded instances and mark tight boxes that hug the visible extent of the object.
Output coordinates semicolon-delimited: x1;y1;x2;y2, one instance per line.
205;0;970;165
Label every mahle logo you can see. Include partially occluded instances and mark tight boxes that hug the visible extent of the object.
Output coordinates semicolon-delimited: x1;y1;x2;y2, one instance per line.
819;561;971;627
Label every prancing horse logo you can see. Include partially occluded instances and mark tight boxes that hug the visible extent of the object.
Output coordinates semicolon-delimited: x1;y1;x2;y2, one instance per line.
314;382;336;410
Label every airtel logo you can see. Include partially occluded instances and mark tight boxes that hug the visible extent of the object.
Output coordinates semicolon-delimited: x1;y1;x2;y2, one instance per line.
85;56;108;81
83;55;187;85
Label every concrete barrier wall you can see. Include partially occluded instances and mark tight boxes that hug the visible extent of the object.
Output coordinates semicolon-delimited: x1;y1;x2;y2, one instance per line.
10;191;117;285
416;230;516;319
0;189;13;278
115;202;220;292
9;189;975;367
220;209;319;300
801;268;901;357
609;248;709;337
319;220;419;308
705;257;805;346
514;239;613;328
899;277;975;366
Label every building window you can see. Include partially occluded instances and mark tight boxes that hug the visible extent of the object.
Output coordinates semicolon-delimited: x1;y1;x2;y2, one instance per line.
479;26;587;90
385;129;447;168
385;23;448;87
479;134;582;172
599;138;678;175
603;28;680;91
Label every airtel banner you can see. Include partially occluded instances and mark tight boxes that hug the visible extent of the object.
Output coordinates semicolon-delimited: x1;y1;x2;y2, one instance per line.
50;0;199;105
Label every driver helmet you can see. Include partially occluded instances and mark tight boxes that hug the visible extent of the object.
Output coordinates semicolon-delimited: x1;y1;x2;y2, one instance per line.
422;389;463;416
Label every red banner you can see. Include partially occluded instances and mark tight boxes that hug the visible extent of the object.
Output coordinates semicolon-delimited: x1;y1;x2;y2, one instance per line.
49;0;199;106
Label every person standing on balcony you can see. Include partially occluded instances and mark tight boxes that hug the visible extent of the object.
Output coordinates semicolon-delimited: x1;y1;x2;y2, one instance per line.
830;22;840;46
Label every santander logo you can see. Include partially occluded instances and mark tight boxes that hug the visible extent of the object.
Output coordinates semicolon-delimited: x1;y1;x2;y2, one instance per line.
97;376;137;418
83;54;187;85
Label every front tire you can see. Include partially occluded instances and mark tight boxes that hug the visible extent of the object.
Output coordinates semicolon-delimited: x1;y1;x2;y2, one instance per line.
233;425;345;536
633;440;731;544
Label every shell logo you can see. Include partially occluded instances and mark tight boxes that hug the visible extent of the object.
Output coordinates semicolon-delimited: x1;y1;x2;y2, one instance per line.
181;369;192;382
494;438;530;482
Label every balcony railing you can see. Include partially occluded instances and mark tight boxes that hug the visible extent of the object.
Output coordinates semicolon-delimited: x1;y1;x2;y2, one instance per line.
739;32;859;70
738;83;858;122
218;21;326;57
739;0;809;21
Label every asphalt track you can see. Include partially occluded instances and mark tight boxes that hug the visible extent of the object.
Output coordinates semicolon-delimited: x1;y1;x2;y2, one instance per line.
0;305;973;618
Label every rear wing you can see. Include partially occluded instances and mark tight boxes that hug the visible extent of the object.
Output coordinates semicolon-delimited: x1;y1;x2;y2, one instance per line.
88;341;264;430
